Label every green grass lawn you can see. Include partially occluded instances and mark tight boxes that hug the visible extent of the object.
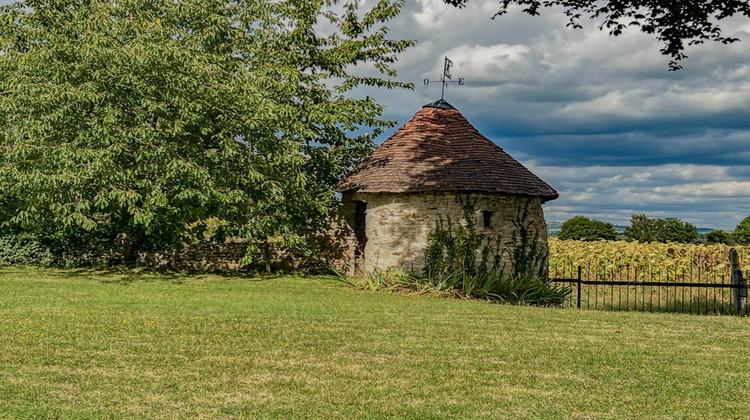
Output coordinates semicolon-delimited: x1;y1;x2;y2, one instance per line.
1;267;748;419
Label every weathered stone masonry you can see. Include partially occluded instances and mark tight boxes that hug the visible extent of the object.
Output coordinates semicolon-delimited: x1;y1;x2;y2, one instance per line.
339;191;548;275
135;242;249;271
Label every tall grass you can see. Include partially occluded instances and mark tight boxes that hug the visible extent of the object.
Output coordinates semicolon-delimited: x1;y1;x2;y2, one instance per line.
330;268;571;306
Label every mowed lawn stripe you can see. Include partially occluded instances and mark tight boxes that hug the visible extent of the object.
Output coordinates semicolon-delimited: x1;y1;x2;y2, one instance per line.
0;267;748;419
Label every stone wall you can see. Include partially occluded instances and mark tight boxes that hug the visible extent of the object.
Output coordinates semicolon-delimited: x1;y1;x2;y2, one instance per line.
136;242;250;271
126;192;550;275
340;191;549;276
133;227;349;272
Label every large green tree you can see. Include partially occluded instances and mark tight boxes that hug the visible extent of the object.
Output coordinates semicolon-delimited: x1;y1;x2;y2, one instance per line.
705;230;732;245
0;0;412;265
625;213;698;243
734;216;750;245
558;216;617;241
443;0;750;70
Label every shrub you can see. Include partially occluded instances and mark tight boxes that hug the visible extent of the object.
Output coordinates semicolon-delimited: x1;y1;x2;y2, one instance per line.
734;216;750;245
0;235;53;265
472;271;572;305
558;216;617;241
337;267;571;306
0;228;113;267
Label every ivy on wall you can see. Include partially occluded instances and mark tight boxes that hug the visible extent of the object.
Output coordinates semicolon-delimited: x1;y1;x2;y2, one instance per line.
424;197;546;279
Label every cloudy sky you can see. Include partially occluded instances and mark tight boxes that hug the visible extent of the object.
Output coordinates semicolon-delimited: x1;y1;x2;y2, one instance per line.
358;0;750;230
3;0;748;230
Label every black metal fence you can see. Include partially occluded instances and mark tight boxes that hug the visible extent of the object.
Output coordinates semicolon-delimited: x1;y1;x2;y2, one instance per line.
551;248;748;316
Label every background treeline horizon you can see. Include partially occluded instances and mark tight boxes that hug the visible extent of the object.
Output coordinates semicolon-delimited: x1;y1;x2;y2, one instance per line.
551;214;750;245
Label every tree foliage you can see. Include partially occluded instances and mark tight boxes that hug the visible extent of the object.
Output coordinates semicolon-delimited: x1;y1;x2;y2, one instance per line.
705;230;732;245
625;213;698;243
443;0;750;70
0;0;413;261
625;213;657;243
734;216;750;246
558;216;617;241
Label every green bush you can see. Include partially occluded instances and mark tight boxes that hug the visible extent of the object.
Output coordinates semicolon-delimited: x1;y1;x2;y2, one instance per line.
413;200;566;305
0;235;53;265
0;228;113;267
472;271;572;305
734;216;750;245
558;216;617;241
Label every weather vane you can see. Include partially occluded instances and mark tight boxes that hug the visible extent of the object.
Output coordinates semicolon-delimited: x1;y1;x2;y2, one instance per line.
424;56;464;100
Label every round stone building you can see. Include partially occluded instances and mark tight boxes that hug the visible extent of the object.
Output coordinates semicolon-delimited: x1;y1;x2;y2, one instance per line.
336;99;558;276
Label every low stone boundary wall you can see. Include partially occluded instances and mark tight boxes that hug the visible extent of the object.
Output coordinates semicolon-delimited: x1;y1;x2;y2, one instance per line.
117;211;360;273
136;243;250;271
133;238;350;272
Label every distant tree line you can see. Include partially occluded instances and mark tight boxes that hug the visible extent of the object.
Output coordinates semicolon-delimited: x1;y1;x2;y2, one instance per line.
558;214;750;245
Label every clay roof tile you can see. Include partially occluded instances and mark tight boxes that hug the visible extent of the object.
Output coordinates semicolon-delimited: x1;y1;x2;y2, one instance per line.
336;99;559;202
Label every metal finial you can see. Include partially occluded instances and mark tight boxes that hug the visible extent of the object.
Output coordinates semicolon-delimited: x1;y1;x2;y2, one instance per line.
424;56;465;100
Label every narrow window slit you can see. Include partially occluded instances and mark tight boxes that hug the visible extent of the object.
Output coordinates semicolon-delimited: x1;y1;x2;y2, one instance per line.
482;211;494;229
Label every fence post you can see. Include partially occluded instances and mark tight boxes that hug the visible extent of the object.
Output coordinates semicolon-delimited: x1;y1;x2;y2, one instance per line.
577;265;582;309
741;271;748;316
730;248;746;316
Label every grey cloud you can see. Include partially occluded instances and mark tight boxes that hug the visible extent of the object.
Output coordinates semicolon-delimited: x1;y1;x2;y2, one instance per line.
529;163;750;229
492;130;750;166
379;0;750;135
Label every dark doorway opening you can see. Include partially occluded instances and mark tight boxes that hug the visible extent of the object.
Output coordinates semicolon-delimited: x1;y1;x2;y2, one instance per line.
354;201;368;257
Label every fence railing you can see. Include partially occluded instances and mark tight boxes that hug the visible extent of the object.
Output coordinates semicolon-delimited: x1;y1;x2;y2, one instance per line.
551;248;748;316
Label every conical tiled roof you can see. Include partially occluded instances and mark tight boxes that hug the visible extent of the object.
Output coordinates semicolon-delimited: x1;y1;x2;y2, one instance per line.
336;100;559;202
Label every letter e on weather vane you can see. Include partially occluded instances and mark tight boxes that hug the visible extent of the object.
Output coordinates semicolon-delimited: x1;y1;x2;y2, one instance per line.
424;57;465;100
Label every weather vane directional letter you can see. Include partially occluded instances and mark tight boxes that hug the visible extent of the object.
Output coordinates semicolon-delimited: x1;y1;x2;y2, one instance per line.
424;57;465;100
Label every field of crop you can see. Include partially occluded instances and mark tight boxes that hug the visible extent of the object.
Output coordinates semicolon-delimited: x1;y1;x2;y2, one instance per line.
549;238;750;282
548;239;750;314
